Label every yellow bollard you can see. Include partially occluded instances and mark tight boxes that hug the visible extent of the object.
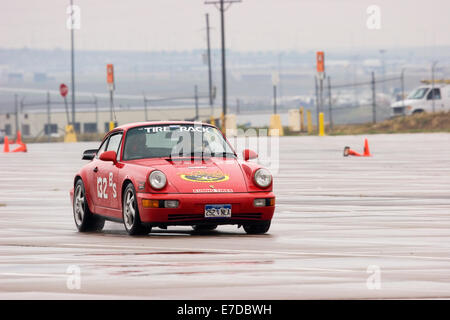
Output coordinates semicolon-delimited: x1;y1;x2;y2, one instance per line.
269;114;284;136
306;110;312;134
64;124;77;143
299;107;304;132
109;121;115;131
319;112;325;136
210;115;216;126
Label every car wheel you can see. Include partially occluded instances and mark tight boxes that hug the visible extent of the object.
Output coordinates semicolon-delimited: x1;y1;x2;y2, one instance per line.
192;224;218;232
122;183;151;236
243;221;271;235
73;179;105;232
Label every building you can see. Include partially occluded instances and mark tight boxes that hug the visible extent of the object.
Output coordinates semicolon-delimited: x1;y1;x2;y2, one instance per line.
0;106;221;138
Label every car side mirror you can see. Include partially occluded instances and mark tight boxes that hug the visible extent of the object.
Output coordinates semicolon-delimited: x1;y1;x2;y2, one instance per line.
243;149;258;161
99;150;117;164
82;149;98;160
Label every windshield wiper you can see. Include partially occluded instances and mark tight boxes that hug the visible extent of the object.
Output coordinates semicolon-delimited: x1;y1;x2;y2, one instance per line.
211;152;236;158
168;152;210;159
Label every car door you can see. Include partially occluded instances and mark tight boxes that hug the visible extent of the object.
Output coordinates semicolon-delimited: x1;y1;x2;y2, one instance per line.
96;132;123;215
426;88;443;111
86;137;108;211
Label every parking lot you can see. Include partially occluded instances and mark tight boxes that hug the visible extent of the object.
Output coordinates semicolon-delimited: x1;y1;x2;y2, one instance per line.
0;133;450;299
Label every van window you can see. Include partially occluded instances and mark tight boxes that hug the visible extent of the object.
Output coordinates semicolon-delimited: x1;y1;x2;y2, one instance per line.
407;88;429;100
427;88;441;100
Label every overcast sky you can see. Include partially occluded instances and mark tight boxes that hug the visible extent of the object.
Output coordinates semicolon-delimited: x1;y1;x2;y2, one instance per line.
0;0;449;52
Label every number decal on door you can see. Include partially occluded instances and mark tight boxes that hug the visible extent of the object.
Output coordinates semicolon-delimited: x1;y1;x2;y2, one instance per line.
97;173;117;199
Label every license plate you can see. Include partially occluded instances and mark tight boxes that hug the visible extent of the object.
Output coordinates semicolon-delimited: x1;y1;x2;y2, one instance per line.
204;204;232;218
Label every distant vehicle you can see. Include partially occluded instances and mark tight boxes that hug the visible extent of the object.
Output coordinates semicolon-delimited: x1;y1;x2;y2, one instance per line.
391;81;450;116
70;121;275;236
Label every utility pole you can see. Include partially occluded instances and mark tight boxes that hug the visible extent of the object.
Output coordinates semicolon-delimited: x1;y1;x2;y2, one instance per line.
205;0;242;131
70;0;76;126
205;13;214;117
14;94;19;138
47;92;51;142
371;72;376;124
273;85;277;114
194;85;199;121
431;61;438;113
327;76;333;131
143;95;148;121
314;76;319;129
400;68;405;109
94;95;98;133
379;49;386;95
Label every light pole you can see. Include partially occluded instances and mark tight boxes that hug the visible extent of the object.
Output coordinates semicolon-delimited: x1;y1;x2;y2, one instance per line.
70;0;76;126
379;49;386;95
431;61;438;113
205;13;214;118
272;72;279;114
400;68;406;109
205;0;242;131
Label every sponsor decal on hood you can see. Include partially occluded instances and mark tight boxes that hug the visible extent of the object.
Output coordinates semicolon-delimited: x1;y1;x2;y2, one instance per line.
179;170;229;183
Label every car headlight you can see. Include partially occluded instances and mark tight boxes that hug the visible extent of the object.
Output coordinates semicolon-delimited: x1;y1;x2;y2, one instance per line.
254;168;272;188
149;170;167;190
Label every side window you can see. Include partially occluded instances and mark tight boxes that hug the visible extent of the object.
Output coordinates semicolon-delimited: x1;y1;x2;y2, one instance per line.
96;138;108;159
427;88;441;100
106;133;123;154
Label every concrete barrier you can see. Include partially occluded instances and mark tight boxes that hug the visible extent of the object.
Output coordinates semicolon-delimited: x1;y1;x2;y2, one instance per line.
288;109;300;132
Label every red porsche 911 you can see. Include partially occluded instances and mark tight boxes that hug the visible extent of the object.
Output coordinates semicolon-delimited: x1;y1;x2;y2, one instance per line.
70;122;275;235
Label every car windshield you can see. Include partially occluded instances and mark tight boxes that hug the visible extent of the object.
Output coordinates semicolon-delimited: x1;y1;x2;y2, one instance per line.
123;124;236;160
407;87;429;100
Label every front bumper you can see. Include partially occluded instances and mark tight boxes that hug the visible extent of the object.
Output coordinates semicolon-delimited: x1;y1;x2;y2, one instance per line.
137;192;275;226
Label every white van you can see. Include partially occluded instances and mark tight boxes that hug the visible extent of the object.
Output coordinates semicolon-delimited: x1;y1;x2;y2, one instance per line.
391;82;450;116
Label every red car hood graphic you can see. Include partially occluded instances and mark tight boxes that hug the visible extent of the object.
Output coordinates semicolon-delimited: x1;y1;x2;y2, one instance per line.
132;157;248;193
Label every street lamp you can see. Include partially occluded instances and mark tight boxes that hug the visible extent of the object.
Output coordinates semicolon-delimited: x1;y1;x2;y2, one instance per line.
400;68;406;108
272;72;280;114
431;61;438;113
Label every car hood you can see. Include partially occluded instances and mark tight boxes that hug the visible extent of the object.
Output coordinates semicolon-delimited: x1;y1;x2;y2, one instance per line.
132;157;248;193
391;99;418;108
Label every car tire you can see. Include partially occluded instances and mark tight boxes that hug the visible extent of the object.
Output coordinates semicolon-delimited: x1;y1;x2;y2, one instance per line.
122;183;151;236
73;179;105;232
243;221;271;235
192;224;218;232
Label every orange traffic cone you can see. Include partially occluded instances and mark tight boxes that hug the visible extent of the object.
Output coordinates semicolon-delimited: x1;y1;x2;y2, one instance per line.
16;131;22;145
343;146;362;157
12;142;27;153
3;136;10;153
363;138;371;157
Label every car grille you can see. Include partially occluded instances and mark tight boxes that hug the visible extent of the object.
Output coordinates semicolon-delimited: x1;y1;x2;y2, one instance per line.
393;106;405;115
167;213;262;221
168;214;203;221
